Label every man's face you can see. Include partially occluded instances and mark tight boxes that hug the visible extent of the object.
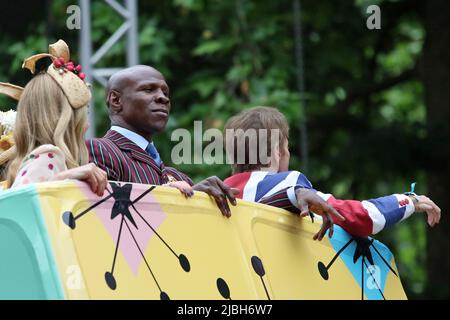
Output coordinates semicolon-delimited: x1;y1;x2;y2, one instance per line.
119;68;171;138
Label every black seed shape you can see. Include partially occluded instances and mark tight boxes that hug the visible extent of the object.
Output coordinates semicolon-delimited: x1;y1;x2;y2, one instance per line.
105;272;117;290
217;278;230;299
62;211;76;229
251;256;265;277
318;262;329;280
179;254;190;272
160;292;170;300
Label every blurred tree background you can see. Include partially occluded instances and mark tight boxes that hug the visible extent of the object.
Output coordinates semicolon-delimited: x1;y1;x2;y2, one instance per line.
0;0;448;298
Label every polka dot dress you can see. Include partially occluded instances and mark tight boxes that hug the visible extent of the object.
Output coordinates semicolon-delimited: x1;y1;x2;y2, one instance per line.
11;144;67;188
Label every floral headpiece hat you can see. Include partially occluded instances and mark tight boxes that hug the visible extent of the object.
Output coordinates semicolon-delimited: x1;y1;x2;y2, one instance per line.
0;39;91;165
21;39;91;109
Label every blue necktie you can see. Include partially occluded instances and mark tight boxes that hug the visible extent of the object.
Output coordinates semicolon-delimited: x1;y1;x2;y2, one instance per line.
145;142;161;167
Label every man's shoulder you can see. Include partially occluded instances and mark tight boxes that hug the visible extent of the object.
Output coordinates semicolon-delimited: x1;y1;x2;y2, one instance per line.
241;170;312;188
224;172;251;185
270;170;312;188
87;132;119;149
266;170;307;178
87;136;110;145
268;170;310;181
86;134;125;159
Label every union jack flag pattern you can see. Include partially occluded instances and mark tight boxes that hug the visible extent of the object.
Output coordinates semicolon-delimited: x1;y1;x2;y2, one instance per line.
224;171;415;237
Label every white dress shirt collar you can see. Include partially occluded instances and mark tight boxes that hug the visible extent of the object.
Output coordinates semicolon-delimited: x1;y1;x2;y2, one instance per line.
110;126;153;151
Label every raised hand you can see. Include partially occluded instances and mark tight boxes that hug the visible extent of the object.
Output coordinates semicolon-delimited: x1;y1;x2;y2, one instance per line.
54;163;108;197
295;188;345;241
410;194;442;227
192;176;239;218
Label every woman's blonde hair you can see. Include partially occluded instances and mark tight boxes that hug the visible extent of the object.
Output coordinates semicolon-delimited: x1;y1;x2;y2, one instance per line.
6;72;88;186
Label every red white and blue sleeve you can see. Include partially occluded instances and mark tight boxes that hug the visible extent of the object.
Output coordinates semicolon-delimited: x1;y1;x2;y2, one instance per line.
224;171;415;238
316;191;415;237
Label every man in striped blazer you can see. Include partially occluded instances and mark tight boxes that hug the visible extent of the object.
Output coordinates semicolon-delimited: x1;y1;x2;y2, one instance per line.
86;65;241;217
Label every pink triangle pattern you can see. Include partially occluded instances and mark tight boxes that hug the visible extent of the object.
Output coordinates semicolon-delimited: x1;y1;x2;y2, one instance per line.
80;183;167;275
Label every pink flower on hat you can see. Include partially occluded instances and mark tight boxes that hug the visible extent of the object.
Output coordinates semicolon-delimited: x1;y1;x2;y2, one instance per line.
53;57;86;81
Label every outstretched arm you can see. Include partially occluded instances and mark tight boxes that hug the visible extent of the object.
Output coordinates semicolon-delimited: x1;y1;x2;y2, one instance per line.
316;191;441;237
258;172;441;238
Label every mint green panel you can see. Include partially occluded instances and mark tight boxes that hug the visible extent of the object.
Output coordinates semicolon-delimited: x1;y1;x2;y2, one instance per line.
0;186;64;299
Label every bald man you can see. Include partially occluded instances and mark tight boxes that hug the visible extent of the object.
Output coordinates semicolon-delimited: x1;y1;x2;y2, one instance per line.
86;65;240;216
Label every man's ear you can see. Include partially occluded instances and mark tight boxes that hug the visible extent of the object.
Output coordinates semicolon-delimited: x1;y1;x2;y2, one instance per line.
274;143;281;159
108;90;122;113
267;143;280;170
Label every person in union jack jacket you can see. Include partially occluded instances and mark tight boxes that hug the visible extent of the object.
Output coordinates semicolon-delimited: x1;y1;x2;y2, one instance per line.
224;107;442;240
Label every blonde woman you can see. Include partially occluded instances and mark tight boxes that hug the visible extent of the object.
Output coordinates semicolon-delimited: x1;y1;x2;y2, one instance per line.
5;73;107;196
3;40;107;196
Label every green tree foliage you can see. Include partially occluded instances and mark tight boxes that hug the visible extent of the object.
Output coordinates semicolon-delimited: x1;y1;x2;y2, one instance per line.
0;0;448;298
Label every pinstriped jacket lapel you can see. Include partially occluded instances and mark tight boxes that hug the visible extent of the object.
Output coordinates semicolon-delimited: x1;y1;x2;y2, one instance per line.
105;130;163;174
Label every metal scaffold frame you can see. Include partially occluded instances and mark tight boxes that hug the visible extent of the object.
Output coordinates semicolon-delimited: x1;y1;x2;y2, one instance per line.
79;0;139;138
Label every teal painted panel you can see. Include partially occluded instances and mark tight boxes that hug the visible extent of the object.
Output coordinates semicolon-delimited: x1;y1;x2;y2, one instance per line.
0;220;46;299
0;185;64;299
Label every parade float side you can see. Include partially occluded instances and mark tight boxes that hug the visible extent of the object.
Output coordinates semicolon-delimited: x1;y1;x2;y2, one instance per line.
0;180;407;300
